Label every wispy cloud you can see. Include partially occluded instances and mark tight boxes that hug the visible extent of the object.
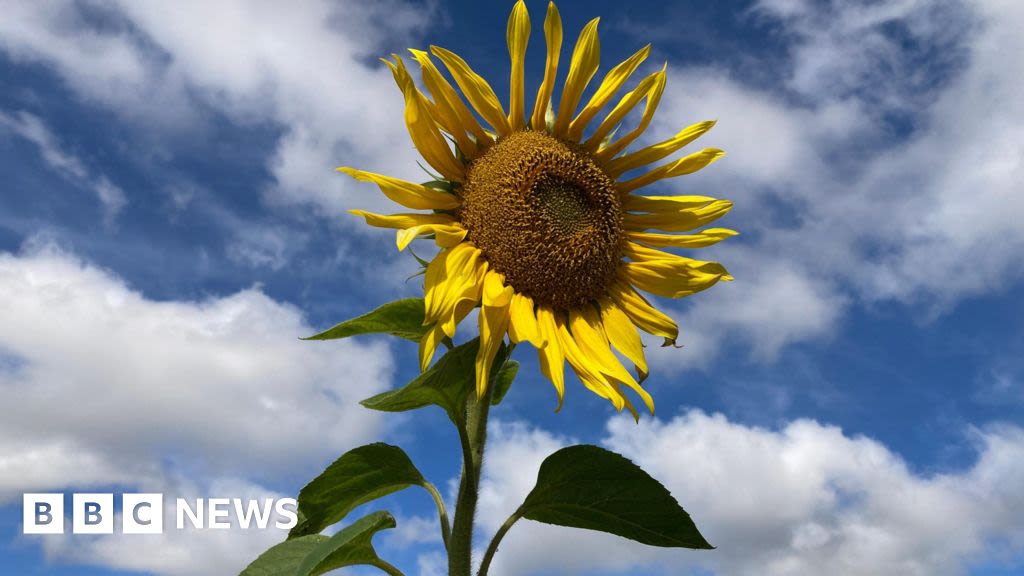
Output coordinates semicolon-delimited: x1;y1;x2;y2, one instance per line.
641;0;1024;366
0;110;126;225
0;1;435;221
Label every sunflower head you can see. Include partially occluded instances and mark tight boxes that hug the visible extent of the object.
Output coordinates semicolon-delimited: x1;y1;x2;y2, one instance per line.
343;0;736;418
459;130;622;311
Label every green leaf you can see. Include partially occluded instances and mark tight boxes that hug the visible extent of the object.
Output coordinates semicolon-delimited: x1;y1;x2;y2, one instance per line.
490;360;519;405
519;445;713;549
295;511;396;576
361;338;509;424
240;534;328;576
302;299;427;342
290;443;425;538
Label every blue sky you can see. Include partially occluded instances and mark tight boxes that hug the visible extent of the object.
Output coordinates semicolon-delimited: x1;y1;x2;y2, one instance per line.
1;0;1023;574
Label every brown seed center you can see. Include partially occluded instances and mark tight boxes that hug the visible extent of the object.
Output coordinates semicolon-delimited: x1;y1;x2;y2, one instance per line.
458;130;623;310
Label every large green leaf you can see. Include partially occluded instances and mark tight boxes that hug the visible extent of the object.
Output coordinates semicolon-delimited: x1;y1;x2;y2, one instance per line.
361;338;510;424
240;535;328;576
519;444;713;549
289;443;424;538
294;511;396;576
241;512;396;576
302;298;427;342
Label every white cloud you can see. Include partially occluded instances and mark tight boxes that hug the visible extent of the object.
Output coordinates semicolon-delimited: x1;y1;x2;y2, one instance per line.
647;248;847;370
415;550;448;576
752;0;969;108
640;0;1024;361
386;514;444;549
0;110;127;224
0;0;431;221
477;412;1024;576
0;242;393;505
0;242;399;574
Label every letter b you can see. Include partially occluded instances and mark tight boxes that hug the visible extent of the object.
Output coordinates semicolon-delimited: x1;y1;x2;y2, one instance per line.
73;494;113;534
23;494;64;534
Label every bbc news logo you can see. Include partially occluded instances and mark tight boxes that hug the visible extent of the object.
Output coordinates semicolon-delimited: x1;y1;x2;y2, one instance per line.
23;493;298;534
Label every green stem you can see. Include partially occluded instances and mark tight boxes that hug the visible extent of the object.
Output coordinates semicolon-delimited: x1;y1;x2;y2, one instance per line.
448;385;494;576
422;480;452;550
370;558;406;576
478;509;522;576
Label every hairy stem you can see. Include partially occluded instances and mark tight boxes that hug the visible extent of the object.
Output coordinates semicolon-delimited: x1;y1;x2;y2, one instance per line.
422;481;452;550
448;386;494;576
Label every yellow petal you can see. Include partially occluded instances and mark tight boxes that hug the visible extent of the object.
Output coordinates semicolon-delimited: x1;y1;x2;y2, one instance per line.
419;322;446;372
623;194;718;211
593;66;667;159
440;257;488;339
396;223;467;251
476;271;513;398
569;306;654;414
605;120;717;177
431;46;511;136
609;280;679;346
507;0;530;131
599;298;648;381
338;167;461;211
555;317;626;412
409;49;492;152
535;307;566;411
382;55;465;182
584;69;664;152
531;2;563;131
408;64;478;160
623;199;733;232
609;381;641;421
617;148;726;194
423;242;480;325
567;44;650;142
552;17;600;138
623;241;735;282
349;209;455;230
508;292;544;347
622;257;732;299
628;228;738;249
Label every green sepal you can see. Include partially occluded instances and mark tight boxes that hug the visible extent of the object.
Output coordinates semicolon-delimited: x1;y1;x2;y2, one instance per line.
421;179;454;193
490;360;519;406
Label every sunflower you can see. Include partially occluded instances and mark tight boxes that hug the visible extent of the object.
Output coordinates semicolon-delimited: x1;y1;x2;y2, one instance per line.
342;0;735;418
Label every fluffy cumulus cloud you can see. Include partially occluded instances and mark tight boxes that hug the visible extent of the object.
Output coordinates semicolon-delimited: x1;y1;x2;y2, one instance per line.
477;412;1024;576
641;0;1024;365
0;241;392;497
0;0;428;219
0;243;395;573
